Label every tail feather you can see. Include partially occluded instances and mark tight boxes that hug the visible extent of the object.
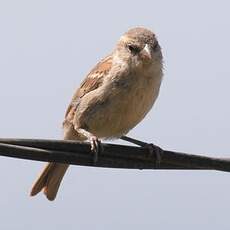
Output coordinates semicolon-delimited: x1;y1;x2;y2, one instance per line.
30;122;85;201
30;163;69;201
30;163;53;196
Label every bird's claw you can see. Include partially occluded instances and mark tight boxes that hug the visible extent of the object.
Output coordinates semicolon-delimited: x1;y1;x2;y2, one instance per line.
145;143;162;167
90;136;102;164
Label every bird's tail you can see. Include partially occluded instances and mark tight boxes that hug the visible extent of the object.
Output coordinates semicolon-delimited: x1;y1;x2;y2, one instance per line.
30;123;84;201
30;162;69;201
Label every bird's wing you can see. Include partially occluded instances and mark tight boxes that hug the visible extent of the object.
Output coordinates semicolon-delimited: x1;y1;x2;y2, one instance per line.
64;55;113;124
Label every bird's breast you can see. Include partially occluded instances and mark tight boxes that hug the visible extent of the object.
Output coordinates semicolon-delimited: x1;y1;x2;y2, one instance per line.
84;70;162;138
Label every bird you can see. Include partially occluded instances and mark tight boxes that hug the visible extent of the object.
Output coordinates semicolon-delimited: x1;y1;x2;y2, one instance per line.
30;27;163;201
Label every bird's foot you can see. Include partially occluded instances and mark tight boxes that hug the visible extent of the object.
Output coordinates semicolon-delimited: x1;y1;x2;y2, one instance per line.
120;136;163;167
76;128;103;164
145;143;162;167
90;136;102;164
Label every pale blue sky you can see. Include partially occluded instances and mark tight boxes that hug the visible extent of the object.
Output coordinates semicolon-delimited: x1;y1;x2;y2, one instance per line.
0;0;230;229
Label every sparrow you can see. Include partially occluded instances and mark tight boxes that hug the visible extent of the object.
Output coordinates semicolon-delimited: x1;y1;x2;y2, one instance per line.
30;27;163;201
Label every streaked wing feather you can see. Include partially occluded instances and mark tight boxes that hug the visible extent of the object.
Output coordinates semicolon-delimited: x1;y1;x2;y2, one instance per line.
64;55;112;123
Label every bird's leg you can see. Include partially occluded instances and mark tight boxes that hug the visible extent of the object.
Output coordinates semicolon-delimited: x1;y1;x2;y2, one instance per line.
120;136;162;166
120;136;147;147
77;128;102;163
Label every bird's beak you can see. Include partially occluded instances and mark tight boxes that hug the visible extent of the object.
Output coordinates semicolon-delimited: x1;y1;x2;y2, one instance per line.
141;44;152;60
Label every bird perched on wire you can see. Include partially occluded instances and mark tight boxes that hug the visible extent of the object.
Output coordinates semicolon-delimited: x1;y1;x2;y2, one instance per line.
30;27;163;201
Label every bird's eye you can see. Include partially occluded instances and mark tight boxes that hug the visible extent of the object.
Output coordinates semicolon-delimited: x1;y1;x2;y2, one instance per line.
127;44;140;54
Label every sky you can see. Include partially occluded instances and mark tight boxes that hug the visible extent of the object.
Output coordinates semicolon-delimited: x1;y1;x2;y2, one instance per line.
0;0;230;229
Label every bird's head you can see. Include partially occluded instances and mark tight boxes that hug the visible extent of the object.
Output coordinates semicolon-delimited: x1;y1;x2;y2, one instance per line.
114;27;163;72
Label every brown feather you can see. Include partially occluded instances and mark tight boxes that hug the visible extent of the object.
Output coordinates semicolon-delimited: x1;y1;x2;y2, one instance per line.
31;56;113;201
64;55;112;125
